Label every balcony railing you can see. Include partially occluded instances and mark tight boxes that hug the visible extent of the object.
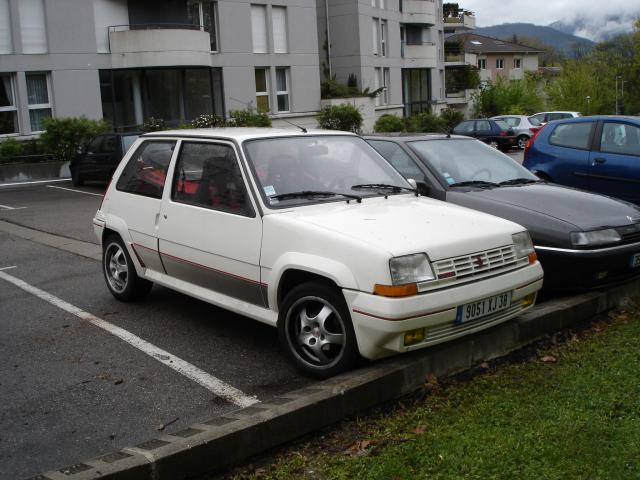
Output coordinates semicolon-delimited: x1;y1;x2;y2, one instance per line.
401;0;437;25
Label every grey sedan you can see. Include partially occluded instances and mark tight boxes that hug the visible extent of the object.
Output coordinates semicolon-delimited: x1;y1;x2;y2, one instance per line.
491;115;542;149
365;133;640;290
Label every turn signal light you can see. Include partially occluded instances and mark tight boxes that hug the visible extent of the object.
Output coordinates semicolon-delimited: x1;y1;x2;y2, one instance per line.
374;283;418;297
520;293;536;308
528;252;537;264
404;328;425;346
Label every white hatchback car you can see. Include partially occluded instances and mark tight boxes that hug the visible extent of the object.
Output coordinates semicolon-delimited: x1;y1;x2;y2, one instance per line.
94;128;543;377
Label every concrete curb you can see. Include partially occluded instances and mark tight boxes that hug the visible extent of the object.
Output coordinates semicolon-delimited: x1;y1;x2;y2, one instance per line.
30;278;640;480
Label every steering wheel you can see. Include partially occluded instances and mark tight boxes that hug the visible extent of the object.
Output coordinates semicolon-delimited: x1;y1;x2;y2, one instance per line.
329;175;361;191
471;168;491;181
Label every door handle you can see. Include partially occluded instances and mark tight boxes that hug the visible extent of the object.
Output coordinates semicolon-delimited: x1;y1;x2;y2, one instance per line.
593;157;606;165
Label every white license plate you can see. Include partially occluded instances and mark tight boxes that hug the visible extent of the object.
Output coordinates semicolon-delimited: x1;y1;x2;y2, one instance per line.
456;291;512;324
632;253;640;268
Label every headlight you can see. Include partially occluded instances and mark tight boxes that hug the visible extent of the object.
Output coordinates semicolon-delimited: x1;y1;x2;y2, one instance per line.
389;253;435;285
512;231;535;258
571;229;621;247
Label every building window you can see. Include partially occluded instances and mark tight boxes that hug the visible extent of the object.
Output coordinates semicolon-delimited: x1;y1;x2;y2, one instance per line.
374;68;382;106
496;58;504;69
19;0;47;54
478;58;486;70
374;68;389;106
0;74;18;135
251;5;267;53
272;6;288;53
514;58;522;69
275;68;290;112
402;68;431;116
0;0;12;54
380;20;387;57
26;73;52;132
187;1;218;52
372;18;379;55
383;68;390;105
378;0;386;8
255;68;269;113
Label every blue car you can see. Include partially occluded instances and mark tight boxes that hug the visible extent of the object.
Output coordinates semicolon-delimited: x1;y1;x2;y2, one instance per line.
523;115;640;205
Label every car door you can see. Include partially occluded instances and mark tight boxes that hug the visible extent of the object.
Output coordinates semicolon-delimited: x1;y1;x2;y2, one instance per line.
157;140;266;307
475;120;493;143
544;120;595;190
588;120;640;204
80;135;105;179
110;139;176;273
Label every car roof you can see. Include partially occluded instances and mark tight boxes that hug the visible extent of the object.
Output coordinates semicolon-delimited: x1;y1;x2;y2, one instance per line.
491;115;530;119
546;115;640;123
142;128;356;142
364;133;473;142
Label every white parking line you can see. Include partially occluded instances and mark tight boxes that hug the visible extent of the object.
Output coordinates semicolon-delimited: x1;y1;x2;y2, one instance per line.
0;178;70;187
0;265;16;271
0;269;259;408
46;185;104;197
0;204;26;210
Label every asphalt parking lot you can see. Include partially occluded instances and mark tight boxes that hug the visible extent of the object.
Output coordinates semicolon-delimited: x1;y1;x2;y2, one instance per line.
0;180;314;479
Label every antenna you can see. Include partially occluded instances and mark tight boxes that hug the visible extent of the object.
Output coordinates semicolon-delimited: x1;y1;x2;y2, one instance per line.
229;97;307;133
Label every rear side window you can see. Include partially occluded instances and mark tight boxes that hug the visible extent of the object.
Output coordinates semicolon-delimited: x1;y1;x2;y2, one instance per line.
116;140;175;199
548;122;593;150
476;120;491;131
600;123;640;156
367;140;423;180
453;121;474;134
172;142;254;216
102;135;116;153
502;117;520;127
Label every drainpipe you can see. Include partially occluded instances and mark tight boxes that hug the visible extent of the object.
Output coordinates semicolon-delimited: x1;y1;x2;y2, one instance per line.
325;0;332;78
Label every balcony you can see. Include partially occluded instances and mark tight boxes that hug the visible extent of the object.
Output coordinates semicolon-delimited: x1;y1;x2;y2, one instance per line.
108;24;213;68
400;0;437;25
445;52;477;66
443;12;476;31
445;88;474;104
401;42;437;68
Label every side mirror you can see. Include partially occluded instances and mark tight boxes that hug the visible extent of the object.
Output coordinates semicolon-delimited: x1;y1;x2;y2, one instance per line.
407;178;418;189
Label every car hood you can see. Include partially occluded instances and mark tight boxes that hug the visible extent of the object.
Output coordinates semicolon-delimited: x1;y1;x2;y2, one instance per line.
454;183;640;230
268;194;525;260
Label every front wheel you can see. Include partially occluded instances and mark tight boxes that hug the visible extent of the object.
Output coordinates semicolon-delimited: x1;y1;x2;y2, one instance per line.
517;135;529;150
102;235;152;301
278;281;359;378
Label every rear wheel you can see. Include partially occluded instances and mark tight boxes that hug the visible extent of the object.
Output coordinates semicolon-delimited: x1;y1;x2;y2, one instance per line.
278;281;359;378
517;135;529;149
102;235;152;301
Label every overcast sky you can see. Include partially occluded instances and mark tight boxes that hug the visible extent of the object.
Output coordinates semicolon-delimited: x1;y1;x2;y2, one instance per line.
462;0;639;40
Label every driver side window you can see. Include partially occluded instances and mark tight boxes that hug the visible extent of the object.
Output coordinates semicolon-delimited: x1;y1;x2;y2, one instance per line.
368;140;423;180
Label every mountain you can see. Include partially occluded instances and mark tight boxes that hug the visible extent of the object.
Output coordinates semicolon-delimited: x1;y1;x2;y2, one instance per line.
473;23;595;56
550;17;634;42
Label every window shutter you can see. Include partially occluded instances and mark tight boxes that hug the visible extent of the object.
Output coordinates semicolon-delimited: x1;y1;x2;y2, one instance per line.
272;7;287;53
251;5;267;53
20;0;48;54
0;0;12;54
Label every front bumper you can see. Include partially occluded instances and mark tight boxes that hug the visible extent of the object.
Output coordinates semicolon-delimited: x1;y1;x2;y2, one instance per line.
343;262;543;360
536;242;640;290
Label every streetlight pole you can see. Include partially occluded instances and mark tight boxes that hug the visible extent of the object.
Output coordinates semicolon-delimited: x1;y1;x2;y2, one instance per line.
615;75;621;115
586;95;591;115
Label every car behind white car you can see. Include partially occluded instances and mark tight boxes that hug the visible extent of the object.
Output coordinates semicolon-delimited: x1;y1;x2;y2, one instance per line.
94;128;543;377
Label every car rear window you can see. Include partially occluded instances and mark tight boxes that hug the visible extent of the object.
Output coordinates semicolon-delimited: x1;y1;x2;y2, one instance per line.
548;122;593;150
502;117;521;127
116;140;175;199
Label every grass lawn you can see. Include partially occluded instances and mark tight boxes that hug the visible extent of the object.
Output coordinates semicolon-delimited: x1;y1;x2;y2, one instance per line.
226;298;640;480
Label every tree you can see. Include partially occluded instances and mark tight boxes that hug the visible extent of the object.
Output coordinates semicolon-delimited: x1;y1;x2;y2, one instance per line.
473;76;544;117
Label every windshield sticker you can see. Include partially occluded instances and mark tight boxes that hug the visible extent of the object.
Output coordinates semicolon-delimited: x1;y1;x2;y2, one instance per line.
446;177;455;185
264;185;276;196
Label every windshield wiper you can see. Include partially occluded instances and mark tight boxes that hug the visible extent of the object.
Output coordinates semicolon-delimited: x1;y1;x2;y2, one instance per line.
498;178;541;186
270;190;362;202
448;180;499;189
351;183;415;193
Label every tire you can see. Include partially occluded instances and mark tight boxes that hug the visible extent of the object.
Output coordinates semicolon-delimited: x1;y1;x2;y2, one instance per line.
71;169;84;187
488;140;499;149
102;235;152;301
517;135;529;150
278;281;359;378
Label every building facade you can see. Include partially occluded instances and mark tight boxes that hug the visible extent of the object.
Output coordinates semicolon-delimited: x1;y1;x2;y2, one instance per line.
317;0;446;119
1;0;321;138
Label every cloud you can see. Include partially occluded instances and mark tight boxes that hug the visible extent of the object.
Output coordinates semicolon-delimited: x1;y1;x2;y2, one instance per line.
462;0;639;40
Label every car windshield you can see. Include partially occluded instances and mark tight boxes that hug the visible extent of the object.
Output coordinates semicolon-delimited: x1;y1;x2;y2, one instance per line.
408;139;539;186
244;135;411;207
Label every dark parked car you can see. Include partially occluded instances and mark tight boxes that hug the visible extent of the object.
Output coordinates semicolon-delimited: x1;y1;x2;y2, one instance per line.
452;119;517;152
71;133;140;186
365;134;640;290
523;116;640;205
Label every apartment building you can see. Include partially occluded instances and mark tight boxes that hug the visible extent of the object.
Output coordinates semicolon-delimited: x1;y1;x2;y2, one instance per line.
0;0;321;138
317;0;447;118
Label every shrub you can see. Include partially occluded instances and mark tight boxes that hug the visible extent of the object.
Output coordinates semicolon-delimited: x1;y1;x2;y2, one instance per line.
40;116;109;163
0;137;23;157
316;104;363;133
142;116;166;132
321;78;356;99
440;107;465;132
190;113;226;128
374;114;405;133
405;112;447;133
228;108;271;127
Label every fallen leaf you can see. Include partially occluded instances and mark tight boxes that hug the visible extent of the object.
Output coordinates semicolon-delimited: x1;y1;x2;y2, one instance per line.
541;355;557;363
156;417;179;431
413;425;427;435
